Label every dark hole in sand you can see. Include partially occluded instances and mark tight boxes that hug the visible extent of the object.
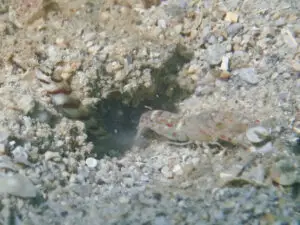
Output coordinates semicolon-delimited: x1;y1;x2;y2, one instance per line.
86;44;194;158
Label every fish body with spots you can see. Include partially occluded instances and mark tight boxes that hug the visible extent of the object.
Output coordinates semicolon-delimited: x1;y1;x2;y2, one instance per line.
136;110;189;143
135;109;251;147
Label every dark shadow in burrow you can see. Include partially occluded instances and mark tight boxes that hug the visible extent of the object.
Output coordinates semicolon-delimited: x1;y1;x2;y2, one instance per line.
86;44;194;159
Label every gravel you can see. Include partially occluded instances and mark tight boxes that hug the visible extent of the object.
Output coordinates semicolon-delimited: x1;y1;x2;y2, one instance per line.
0;0;299;224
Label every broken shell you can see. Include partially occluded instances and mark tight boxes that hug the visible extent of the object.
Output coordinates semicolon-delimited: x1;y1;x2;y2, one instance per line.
250;142;274;154
246;126;270;143
220;55;230;71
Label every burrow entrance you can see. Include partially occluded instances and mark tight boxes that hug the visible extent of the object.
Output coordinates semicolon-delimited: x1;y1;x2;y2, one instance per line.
86;45;194;158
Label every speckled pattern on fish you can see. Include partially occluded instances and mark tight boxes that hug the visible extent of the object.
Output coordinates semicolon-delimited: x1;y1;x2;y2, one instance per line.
135;110;252;148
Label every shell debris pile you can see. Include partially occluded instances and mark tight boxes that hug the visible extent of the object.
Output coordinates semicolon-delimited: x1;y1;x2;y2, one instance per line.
0;0;299;224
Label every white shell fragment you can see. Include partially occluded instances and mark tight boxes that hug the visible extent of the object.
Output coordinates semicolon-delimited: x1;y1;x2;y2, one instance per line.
85;157;98;168
246;126;270;143
0;174;37;198
234;67;259;84
249;142;274;154
220;55;230;71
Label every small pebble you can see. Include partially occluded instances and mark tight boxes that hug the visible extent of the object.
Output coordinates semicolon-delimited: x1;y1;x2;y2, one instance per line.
224;12;239;23
0;130;9;144
154;216;171;225
234;67;259;84
161;166;173;178
157;19;167;29
83;32;96;43
281;28;298;48
173;164;184;176
275;18;286;27
291;60;300;72
12;146;29;163
0;143;5;155
174;24;183;34
206;44;227;65
182;163;194;175
0;156;18;171
44;151;61;161
85;157;98;168
222;201;236;213
0;174;37;198
227;23;244;36
282;72;291;79
191;157;200;166
119;196;130;204
270;159;299;186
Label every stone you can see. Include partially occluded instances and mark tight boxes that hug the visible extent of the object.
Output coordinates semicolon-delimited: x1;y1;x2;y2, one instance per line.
44;151;61;161
233;67;259;84
0;130;9;144
270;159;300;186
173;164;184;176
224;12;239;23
119;196;130;204
0;143;5;155
0;156;18;171
182;163;194;176
0;174;37;198
12;146;29;164
227;23;243;37
206;44;227;65
281;28;298;49
85;157;98;168
174;24;183;34
161;166;173;178
154;216;171;225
